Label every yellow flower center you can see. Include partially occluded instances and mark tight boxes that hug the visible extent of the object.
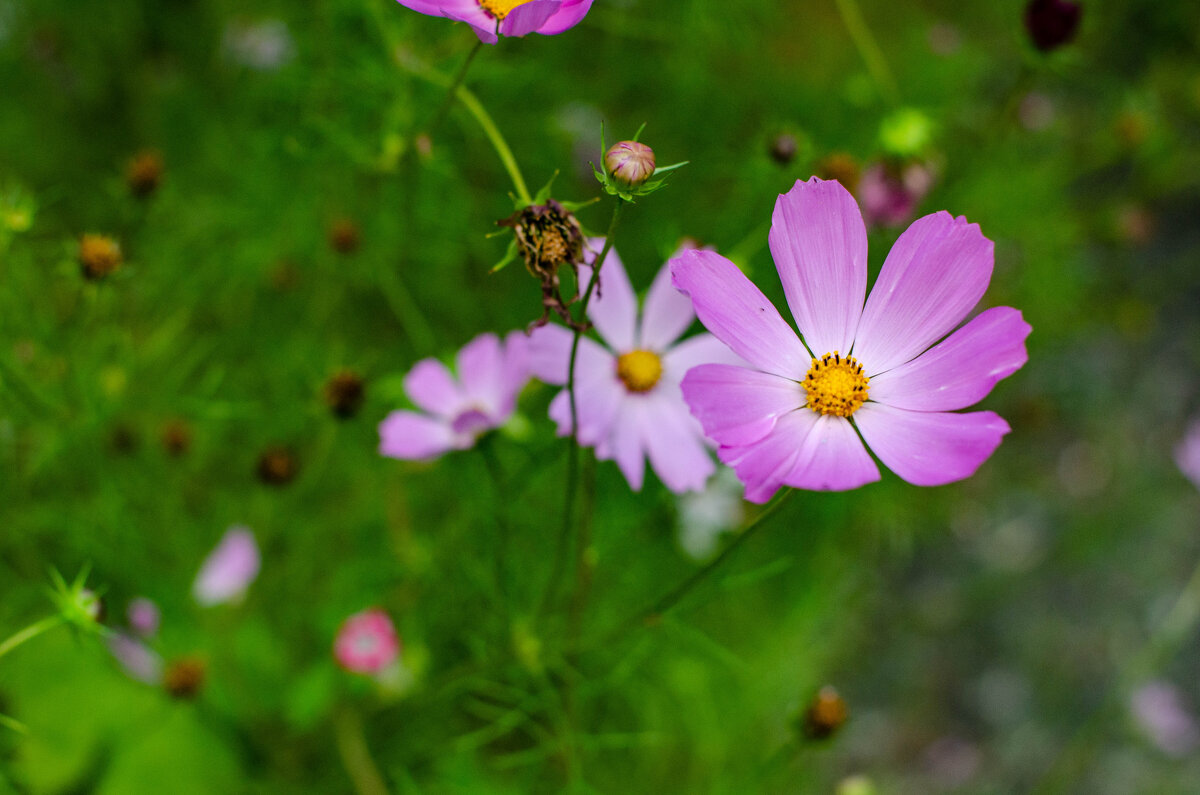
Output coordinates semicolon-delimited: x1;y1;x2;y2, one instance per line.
477;0;533;20
616;350;663;394
802;351;869;417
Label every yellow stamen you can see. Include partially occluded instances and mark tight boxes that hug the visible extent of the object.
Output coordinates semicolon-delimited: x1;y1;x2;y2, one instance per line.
616;350;663;394
477;0;533;20
802;351;869;417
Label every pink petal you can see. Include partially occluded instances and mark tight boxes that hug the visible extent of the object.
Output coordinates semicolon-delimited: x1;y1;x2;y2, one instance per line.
854;404;1011;486
193;526;260;606
669;249;811;378
852;212;994;374
456;333;504;411
681;364;803;448
639;256;696;350
501;330;532;407
869;307;1031;412
580;241;637;352
378;410;460;461
768;177;868;357
661;333;746;383
404;358;463;418
595;397;646;491
547;367;624;445
786;414;880;491
500;0;562;37
526;323;610;385
640;393;716;493
718;411;812;503
537;0;593;34
438;3;500;43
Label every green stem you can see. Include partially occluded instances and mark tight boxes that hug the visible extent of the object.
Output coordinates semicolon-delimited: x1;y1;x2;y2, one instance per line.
333;708;390;795
833;0;900;105
425;38;485;136
0;615;65;661
478;438;511;617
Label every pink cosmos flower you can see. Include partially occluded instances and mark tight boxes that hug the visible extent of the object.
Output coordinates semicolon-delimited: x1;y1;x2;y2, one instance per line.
334;609;401;674
193;525;260;606
394;0;592;44
858;160;936;229
671;177;1031;503
379;331;529;461
527;243;744;493
1176;419;1200;491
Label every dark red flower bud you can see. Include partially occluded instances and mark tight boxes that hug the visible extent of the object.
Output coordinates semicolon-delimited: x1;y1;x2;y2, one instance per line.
1024;0;1082;52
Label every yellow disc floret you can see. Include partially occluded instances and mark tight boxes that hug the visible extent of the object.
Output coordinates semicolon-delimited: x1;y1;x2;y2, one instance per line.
802;351;869;417
477;0;533;20
616;350;663;394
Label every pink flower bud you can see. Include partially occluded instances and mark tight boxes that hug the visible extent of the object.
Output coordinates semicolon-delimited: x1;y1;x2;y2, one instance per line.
334;608;400;675
604;141;655;188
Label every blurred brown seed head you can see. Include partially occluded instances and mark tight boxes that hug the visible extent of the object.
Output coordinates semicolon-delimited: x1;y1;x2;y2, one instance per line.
257;445;299;486
816;152;861;194
163;657;207;699
769;133;799;166
328;218;360;254
324;370;366;419
79;234;122;280
126;150;164;198
802;685;848;740
161;419;192;457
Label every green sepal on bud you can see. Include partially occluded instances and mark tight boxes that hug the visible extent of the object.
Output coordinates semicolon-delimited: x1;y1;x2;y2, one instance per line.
593;123;686;203
46;565;106;635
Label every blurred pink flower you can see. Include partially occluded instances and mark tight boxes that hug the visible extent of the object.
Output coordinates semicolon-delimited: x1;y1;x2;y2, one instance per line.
334;609;401;674
1176;419;1200;491
379;331;529;461
858;160;935;229
127;597;160;637
394;0;592;44
193;526;260;606
1131;680;1200;757
671;177;1030;502
107;632;164;685
527;244;744;494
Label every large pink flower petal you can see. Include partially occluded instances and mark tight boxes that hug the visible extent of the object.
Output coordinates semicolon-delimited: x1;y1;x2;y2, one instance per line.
640;257;696;350
403;359;463;417
500;0;562;37
526;323;610;385
785;414;880;492
852;212;994;374
719;411;812;503
438;2;500;43
670;249;811;378
854;404;1011;486
580;241;637;352
500;330;531;408
661;334;745;384
456;333;505;411
869;307;1031;412
537;0;593;34
768;177;868;357
378;410;460;461
640;393;716;493
681;364;803;448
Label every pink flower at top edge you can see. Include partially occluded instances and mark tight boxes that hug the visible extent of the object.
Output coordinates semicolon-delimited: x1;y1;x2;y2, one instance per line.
527;242;745;494
394;0;592;44
671;177;1031;503
193;525;260;606
334;608;401;674
1176;419;1200;491
379;331;529;461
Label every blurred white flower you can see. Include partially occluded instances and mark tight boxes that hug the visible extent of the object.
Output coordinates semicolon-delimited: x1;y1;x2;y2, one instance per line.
222;19;295;71
676;467;744;560
1131;680;1199;757
193;525;260;606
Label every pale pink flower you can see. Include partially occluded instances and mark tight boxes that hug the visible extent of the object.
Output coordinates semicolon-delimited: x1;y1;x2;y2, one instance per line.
1131;680;1200;757
107;632;164;685
528;243;744;493
379;331;528;461
127;597;160;637
672;177;1030;503
193;525;260;606
1176;418;1200;491
394;0;592;44
334;609;401;674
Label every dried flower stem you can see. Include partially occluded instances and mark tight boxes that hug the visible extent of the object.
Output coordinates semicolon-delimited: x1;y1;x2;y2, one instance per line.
834;0;900;105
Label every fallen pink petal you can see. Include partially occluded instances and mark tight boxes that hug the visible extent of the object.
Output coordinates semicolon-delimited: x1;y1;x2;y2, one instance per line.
193;525;261;606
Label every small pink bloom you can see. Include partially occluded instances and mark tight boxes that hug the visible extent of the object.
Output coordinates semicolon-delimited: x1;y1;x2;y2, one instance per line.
107;632;164;685
1177;419;1200;491
379;331;529;461
671;177;1030;503
127;597;160;637
193;526;260;606
858;160;936;229
334;609;401;674
1131;680;1200;757
528;243;745;494
394;0;593;45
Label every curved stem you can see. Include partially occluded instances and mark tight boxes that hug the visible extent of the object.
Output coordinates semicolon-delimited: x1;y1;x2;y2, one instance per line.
454;84;531;204
833;0;900;105
333;708;390;795
0;615;64;661
425;38;484;136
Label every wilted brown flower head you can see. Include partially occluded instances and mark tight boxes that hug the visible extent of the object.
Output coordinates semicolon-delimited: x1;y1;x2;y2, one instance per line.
815;152;862;194
324;370;366;419
498;199;587;329
801;685;848;740
126;150;164;198
79;234;123;280
257;445;299;486
163;656;207;699
161;419;192;457
328;218;361;254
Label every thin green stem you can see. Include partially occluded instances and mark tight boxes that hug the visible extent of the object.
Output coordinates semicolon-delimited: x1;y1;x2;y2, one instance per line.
333;708;390;795
0;615;65;661
478;438;511;616
833;0;900;105
425;38;485;136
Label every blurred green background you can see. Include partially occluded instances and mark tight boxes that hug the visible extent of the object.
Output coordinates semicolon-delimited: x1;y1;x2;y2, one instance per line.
3;0;1200;792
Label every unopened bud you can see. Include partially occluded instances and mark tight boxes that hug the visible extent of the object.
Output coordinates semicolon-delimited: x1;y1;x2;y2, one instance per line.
328;218;360;254
161;419;192;457
801;685;848;740
324;370;366;419
769;133;799;166
126;150;164;198
1024;0;1082;52
79;234;123;280
604;141;655;188
163;656;207;699
257;445;299;486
